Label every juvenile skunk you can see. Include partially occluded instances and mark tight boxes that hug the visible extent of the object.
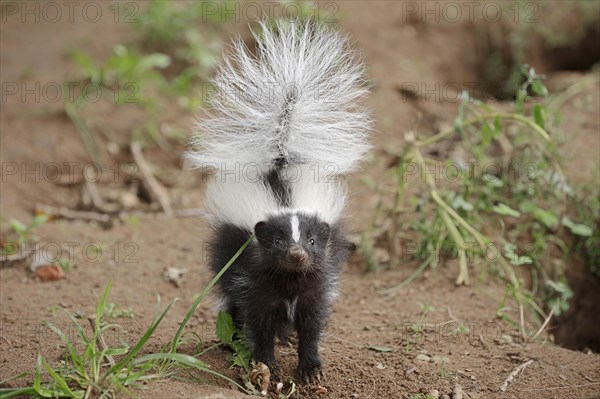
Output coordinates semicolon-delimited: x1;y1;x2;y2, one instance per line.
187;20;371;383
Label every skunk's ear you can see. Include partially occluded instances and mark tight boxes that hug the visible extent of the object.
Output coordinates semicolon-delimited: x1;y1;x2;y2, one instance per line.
254;221;269;243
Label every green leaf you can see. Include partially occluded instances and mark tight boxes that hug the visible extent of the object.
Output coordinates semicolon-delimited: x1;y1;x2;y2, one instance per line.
44;320;82;367
481;123;492;147
533;104;545;129
0;387;37;398
41;357;84;398
562;216;593;237
29;214;49;229
451;195;474;212
132;352;210;370
531;80;548;97
133;353;250;393
215;311;235;344
231;344;251;370
493;115;502;134
9;219;27;235
483;174;504;188
139;53;171;71
69;51;99;82
367;345;393;352
491;203;521;218
104;296;178;378
520;203;558;228
96;280;112;323
57;259;73;272
503;243;533;266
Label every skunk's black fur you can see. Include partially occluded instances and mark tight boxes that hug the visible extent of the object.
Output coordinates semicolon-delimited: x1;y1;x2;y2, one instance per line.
209;212;353;382
190;19;371;384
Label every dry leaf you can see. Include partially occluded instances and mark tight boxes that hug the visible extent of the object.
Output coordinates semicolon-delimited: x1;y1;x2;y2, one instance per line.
34;265;65;281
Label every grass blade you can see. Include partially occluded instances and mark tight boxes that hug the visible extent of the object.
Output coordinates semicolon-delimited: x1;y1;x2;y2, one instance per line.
0;387;37;399
132;353;250;394
41;357;83;399
170;235;253;353
103;298;178;379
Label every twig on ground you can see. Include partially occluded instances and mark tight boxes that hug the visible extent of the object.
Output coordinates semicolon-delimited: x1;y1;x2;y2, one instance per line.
519;304;526;340
1;251;29;265
547;73;600;112
499;359;534;392
36;204;111;225
130;142;173;217
521;382;600;392
531;307;555;340
84;181;120;214
446;307;459;322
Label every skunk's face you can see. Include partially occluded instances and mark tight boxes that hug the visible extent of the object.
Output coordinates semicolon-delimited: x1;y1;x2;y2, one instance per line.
255;213;331;273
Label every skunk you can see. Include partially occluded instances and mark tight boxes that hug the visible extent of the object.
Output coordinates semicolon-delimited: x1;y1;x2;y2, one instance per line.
187;19;371;383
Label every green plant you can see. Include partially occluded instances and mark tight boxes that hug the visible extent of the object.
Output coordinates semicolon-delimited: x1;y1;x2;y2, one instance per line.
103;302;136;319
214;312;265;395
474;1;600;99
63;1;229;157
129;0;226;100
0;236;255;398
130;0;229;46
362;66;598;331
0;281;179;398
66;44;172;152
1;215;48;258
6;215;48;245
215;311;252;371
57;259;74;273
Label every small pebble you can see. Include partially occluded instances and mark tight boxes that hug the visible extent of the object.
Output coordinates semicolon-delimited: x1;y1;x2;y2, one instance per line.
415;354;431;362
452;383;464;399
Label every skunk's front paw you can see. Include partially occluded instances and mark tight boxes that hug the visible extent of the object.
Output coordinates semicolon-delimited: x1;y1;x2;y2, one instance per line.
298;357;323;384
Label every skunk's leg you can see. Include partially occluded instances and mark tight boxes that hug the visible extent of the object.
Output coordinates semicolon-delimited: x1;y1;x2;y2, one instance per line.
295;295;327;383
246;302;287;374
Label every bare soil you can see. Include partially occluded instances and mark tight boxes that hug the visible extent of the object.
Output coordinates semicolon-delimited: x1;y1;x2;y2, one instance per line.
1;1;599;398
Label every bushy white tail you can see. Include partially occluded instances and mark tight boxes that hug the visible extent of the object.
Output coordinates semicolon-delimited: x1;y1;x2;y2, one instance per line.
186;19;372;175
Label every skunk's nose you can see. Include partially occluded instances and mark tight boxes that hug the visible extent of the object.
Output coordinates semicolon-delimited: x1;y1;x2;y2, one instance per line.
287;247;308;263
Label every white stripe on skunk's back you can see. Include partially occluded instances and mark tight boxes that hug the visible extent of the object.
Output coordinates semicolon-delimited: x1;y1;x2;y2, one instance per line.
205;165;347;230
204;176;279;230
289;165;347;224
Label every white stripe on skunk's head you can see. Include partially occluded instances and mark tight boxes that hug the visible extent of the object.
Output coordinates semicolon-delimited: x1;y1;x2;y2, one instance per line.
291;215;301;242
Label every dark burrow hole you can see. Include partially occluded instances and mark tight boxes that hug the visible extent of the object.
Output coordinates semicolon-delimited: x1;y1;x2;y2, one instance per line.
473;10;600;100
553;259;600;353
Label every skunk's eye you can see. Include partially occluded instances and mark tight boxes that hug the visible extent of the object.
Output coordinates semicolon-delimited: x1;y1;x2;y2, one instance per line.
274;238;282;246
309;238;315;246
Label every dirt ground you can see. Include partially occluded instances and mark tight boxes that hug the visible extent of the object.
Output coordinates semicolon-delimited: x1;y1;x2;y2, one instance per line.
1;1;599;398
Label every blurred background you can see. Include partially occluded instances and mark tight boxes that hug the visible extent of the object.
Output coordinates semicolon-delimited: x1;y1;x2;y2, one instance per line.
1;1;599;398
